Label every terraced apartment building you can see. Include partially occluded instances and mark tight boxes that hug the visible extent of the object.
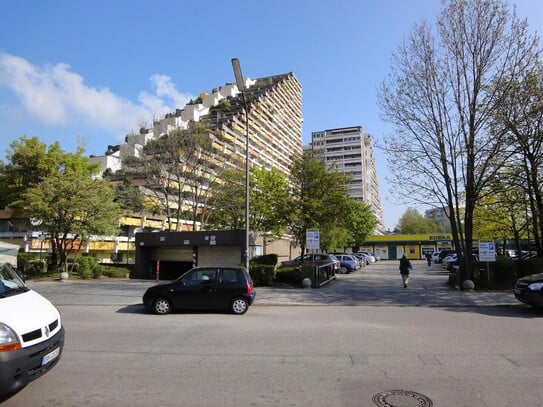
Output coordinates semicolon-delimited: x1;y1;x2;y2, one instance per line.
89;72;303;236
95;72;303;180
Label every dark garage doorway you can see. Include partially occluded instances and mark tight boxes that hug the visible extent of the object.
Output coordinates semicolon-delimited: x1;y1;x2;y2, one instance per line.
157;261;193;280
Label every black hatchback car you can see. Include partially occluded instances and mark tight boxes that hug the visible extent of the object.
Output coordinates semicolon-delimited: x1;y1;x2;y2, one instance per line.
143;267;255;315
514;273;543;308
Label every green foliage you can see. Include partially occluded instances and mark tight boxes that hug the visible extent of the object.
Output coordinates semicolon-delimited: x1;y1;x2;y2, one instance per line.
274;265;313;286
249;263;276;286
288;151;352;251
345;199;377;247
516;258;543;279
1;137;121;271
398;208;441;234
251;254;278;266
23;172;121;270
114;178;145;214
208;165;291;238
78;256;103;279
250;166;291;238
488;258;517;289
0;136;100;213
102;265;132;278
207;167;246;229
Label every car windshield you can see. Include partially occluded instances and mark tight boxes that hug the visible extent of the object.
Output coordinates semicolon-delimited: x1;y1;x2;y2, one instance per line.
0;263;27;296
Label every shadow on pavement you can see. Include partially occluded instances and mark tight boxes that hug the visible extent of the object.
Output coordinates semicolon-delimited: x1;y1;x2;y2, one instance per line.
441;304;543;318
116;304;146;314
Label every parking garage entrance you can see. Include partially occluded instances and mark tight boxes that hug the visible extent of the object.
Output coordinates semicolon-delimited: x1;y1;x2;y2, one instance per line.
134;230;244;280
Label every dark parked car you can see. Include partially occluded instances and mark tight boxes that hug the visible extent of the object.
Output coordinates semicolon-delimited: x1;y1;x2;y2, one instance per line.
514;273;543;308
278;253;340;272
143;267;255;315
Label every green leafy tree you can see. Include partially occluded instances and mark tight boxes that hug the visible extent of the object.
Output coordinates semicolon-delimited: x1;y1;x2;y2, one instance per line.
208;166;291;254
0;136;100;212
114;177;146;214
347;199;377;249
288;151;351;253
473;176;530;253
398;208;441;234
491;66;543;255
250;166;291;252
1;136;120;271
22;172;121;272
206;167;247;230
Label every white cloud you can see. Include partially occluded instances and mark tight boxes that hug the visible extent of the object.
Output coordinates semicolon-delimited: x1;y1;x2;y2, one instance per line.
0;52;194;137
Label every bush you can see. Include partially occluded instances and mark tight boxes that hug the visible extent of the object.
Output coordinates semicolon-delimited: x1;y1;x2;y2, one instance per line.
103;266;131;278
251;254;278;266
78;256;103;279
249;263;276;286
274;265;313;286
489;258;517;289
516;257;543;279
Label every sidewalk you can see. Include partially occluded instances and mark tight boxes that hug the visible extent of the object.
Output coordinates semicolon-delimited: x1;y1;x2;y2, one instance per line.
26;260;520;308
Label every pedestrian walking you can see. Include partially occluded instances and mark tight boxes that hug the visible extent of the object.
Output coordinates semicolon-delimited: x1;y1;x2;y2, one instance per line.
399;254;412;288
425;251;432;267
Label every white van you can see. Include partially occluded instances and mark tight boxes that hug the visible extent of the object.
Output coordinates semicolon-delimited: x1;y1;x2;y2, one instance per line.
0;242;65;398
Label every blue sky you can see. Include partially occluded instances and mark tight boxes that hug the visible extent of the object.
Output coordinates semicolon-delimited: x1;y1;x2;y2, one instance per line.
1;0;542;230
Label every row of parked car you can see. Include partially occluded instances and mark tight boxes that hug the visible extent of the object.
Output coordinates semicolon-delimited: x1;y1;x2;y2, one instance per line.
278;251;379;274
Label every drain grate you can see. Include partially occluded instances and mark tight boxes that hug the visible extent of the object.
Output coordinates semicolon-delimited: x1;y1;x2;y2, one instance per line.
372;389;433;407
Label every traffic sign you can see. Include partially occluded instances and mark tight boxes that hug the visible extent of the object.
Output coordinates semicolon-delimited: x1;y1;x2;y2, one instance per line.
479;240;496;262
306;229;320;250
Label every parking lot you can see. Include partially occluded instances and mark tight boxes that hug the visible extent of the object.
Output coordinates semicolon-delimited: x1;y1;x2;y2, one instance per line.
27;260;520;309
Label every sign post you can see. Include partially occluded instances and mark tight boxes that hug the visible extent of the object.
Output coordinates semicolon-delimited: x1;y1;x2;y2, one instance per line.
478;240;496;283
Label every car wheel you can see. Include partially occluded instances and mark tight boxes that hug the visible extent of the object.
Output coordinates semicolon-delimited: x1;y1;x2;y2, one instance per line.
153;297;172;315
231;297;248;315
340;266;347;274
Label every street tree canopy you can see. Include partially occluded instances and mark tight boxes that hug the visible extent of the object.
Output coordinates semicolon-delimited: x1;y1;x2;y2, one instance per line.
398;208;441;234
378;0;540;279
22;172;121;271
0;136;120;271
288;151;352;253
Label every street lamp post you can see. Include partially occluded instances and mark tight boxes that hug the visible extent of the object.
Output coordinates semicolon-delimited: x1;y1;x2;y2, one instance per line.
231;58;250;271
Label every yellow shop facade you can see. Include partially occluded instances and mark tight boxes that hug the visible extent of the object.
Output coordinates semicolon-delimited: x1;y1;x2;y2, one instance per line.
361;234;453;260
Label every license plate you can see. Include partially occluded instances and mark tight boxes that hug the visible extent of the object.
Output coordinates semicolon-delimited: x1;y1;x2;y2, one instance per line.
41;347;60;366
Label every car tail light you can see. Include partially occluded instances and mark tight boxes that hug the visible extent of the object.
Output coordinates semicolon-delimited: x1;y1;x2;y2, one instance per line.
246;281;254;294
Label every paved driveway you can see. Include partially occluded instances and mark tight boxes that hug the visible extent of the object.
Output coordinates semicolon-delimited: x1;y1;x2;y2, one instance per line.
27;260;520;308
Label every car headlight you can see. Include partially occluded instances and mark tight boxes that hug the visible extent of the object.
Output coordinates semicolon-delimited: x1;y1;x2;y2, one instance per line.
528;282;543;291
0;322;22;352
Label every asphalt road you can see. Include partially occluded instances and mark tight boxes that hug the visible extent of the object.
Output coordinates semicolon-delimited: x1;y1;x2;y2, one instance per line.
4;260;541;407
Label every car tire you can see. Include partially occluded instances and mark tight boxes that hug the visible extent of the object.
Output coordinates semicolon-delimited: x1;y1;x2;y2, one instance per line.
231;297;248;315
340;266;347;274
153;297;172;315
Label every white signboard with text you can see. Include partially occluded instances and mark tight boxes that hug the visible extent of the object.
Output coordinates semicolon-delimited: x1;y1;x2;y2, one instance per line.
306;229;320;250
479;240;496;262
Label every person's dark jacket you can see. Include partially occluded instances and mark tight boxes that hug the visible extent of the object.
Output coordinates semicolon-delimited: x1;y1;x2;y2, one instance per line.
399;257;412;274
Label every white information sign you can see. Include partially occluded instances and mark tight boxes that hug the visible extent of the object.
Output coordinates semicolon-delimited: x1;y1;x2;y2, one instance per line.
306;229;320;250
479;240;496;262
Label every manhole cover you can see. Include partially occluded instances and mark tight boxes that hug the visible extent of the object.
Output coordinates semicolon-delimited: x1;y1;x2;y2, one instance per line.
372;389;433;407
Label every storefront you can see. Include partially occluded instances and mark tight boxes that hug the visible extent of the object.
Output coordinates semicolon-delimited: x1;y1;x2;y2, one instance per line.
361;234;453;260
